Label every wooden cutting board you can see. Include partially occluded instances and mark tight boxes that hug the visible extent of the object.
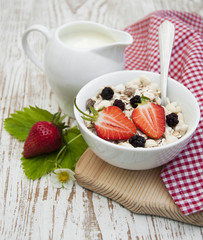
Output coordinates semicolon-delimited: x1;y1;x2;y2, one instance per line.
75;148;203;227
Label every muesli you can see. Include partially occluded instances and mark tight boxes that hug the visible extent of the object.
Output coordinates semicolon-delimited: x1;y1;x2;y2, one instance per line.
81;76;188;148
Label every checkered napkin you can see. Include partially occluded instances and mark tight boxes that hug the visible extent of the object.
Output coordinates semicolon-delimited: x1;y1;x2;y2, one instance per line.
124;10;203;215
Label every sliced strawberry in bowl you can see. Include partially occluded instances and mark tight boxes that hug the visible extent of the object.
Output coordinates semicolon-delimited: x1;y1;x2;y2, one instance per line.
132;102;165;139
95;106;137;140
74;100;137;141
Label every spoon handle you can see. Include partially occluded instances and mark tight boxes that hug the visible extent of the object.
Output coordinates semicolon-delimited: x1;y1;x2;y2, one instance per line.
159;20;175;106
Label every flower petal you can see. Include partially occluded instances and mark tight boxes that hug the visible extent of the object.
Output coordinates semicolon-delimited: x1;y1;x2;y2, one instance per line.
53;181;63;188
63;180;74;189
50;168;76;189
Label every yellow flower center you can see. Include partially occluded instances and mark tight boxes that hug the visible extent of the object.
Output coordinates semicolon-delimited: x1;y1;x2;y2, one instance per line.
58;171;70;183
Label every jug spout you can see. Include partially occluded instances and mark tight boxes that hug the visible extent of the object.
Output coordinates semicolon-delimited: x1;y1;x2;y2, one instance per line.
109;28;133;47
90;27;133;71
91;27;133;52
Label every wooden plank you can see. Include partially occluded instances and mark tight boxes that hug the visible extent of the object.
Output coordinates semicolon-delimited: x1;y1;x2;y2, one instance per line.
76;148;203;227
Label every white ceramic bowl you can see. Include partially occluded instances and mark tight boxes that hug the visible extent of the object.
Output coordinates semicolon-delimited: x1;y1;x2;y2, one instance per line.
74;70;200;170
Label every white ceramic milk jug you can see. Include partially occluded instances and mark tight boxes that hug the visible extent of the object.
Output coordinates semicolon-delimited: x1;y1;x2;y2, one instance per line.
22;21;133;118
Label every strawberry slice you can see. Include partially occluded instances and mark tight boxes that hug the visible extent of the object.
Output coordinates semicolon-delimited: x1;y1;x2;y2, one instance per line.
132;102;165;139
74;100;136;140
95;106;137;140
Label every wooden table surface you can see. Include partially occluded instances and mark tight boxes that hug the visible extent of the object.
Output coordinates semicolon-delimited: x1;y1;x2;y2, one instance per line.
1;0;203;239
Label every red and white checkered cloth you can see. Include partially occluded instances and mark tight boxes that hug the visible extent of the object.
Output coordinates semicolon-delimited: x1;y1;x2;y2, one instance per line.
124;10;203;216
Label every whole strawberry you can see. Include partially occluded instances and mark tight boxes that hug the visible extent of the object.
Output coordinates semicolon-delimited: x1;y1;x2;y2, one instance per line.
23;113;66;158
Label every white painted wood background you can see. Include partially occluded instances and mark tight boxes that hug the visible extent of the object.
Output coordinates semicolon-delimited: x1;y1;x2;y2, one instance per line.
0;0;203;239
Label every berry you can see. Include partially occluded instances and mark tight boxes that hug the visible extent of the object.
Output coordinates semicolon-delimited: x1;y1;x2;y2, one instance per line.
113;99;125;111
101;87;114;100
95;106;137;140
132;102;165;139
23;121;62;158
129;135;146;148
130;95;141;108
74;100;137;140
166;113;179;127
23;113;66;158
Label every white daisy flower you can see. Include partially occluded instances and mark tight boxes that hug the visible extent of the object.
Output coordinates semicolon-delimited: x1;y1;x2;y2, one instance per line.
50;168;75;189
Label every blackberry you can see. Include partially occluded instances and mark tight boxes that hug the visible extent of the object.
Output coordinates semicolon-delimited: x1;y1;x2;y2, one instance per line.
113;99;125;111
166;113;179;127
130;95;141;108
101;87;114;100
129;135;146;148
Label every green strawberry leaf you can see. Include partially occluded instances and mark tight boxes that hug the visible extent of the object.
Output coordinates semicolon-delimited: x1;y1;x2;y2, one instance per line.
21;126;88;179
140;96;150;104
4;106;52;140
4;106;88;180
59;126;88;170
21;152;57;180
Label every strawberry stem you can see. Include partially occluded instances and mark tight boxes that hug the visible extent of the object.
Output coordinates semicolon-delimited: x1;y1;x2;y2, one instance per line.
55;133;83;168
74;98;98;122
52;112;68;129
67;133;82;145
55;145;67;168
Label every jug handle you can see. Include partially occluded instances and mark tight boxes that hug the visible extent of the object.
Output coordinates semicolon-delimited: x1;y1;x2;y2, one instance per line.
22;25;51;71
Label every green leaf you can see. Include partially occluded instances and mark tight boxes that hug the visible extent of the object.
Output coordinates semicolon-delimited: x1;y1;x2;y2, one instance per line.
60;126;88;170
4;106;53;140
5;106;88;180
140;96;150;104
20;126;88;180
21;152;57;180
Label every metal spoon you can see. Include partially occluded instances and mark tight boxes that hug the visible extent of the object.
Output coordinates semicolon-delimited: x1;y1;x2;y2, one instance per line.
158;20;175;106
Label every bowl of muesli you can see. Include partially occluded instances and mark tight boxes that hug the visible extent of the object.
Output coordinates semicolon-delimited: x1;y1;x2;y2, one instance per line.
74;70;200;170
